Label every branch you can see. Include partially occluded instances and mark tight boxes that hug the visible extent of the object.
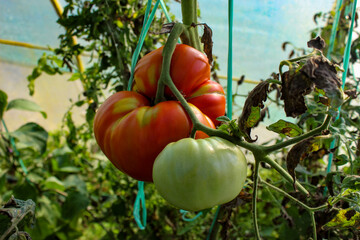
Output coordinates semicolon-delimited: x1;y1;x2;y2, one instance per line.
252;161;261;240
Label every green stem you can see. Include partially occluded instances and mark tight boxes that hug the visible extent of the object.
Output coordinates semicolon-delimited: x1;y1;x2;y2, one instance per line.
264;114;332;154
154;23;184;104
207;205;226;240
310;211;317;240
181;0;201;50
263;156;309;195
252;161;261;240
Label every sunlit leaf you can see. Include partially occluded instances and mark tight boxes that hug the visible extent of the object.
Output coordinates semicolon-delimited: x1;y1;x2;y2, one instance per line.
6;99;47;119
267;120;303;137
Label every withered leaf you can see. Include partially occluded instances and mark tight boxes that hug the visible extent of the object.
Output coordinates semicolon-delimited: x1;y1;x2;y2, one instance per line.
159;22;175;34
307;36;326;50
200;23;213;65
238;81;269;142
287;137;318;188
344;89;358;99
322;208;360;230
281;71;314;117
301;55;344;108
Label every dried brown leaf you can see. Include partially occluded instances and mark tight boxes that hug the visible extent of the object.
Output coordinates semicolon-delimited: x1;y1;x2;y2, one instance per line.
281;71;314;117
238;81;269;142
200;23;213;64
301;55;344;108
287;137;316;188
307;36;326;50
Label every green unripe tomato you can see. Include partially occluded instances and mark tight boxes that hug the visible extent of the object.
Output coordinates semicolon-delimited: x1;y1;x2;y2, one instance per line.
153;137;247;211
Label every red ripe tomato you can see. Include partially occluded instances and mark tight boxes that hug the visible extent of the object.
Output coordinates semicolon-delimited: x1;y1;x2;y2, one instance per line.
133;44;225;125
93;91;214;182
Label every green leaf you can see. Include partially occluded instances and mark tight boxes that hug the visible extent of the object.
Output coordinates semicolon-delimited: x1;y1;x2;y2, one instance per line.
341;175;360;190
44;176;65;191
12;123;48;154
267;120;303;137
61;190;89;220
58;166;81;173
0;89;8;120
245;106;260;128
6;99;47;119
216;115;231;122
68;72;81;82
333;154;349;166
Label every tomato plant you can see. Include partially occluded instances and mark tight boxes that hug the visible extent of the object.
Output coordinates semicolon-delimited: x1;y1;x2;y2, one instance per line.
153;137;247;211
93;91;215;182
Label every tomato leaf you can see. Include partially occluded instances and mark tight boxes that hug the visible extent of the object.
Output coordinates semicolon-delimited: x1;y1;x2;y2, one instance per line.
200;23;213;65
12;123;48;155
6;99;47;119
216;116;231;123
281;70;314;117
238;81;269;142
159;22;175;34
286;137;319;187
267;120;303;137
0;90;8;120
341;175;360;190
307;36;326;50
0;196;36;239
61;189;89;220
301;55;344;108
323;209;360;230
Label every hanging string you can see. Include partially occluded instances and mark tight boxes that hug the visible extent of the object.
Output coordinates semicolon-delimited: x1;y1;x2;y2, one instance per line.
127;0;161;91
128;0;175;230
326;0;357;180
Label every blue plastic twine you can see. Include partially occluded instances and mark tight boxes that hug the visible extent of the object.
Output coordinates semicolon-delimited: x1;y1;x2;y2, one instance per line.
128;0;172;230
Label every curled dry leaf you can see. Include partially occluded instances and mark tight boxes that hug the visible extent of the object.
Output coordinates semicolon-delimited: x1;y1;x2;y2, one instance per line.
200;23;213;65
307;36;326;50
281;71;314;117
301;55;344;108
238;81;269;142
286;137;317;189
281;54;344;117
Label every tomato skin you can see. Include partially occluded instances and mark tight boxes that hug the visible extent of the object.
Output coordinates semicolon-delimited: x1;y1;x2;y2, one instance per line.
153;137;247;211
93;91;214;182
133;44;225;126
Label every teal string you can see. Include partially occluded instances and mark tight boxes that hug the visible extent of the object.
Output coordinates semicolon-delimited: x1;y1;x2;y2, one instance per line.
127;0;161;91
130;0;163;230
326;0;357;182
133;181;147;230
180;209;203;221
226;0;234;118
159;0;172;23
1;119;28;175
327;0;343;60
